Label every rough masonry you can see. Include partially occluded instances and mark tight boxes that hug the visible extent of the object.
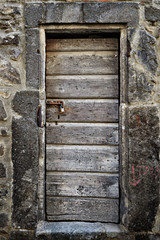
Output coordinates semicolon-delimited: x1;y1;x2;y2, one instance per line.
0;0;159;240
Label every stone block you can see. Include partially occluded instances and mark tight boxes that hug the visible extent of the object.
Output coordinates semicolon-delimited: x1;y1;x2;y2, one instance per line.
24;3;44;27
154;0;160;3
135;235;150;240
12;91;39;121
135;234;160;240
0;164;6;178
128;68;154;102
0;35;19;46
145;7;160;22
0;236;7;240
10;48;22;61
137;29;157;74
36;222;129;240
12;117;39;229
0;188;8;210
0;101;6;121
0;56;21;84
0;128;8;137
25;29;40;89
0;213;8;228
128;106;159;231
9;230;34;240
0;146;4;156
0;6;21;32
45;3;82;23
83;3;139;26
0;189;8;199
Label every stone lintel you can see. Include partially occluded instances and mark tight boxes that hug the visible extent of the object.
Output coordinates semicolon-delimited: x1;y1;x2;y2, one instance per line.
24;2;139;27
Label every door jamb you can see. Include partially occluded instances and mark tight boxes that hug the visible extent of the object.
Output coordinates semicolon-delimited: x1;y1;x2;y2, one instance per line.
38;24;128;226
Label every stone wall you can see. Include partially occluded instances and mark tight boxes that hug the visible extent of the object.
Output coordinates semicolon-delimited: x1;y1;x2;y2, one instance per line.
0;0;159;239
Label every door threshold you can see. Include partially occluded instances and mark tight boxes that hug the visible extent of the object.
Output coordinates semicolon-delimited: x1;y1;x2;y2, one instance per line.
36;221;128;240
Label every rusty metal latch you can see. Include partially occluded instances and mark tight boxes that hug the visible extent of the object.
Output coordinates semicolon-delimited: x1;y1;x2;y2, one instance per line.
46;100;65;113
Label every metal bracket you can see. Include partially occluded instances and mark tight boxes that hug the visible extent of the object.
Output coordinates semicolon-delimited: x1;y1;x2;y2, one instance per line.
46;100;65;113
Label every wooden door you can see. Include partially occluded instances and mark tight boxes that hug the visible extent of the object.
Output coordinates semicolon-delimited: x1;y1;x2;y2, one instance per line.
45;36;119;222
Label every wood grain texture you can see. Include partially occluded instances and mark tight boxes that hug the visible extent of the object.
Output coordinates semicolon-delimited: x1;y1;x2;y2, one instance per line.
46;173;119;198
46;145;119;172
46;100;119;123
46;123;118;145
45;37;120;222
46;75;119;99
46;38;118;52
46;197;119;222
46;52;118;75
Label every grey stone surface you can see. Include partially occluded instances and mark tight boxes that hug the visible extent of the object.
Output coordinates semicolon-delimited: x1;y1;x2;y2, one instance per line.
0;188;8;201
135;234;160;240
12;91;39;121
0;5;21;33
0;56;21;84
0;145;4;156
127;28;136;42
145;7;160;22
9;230;35;240
45;3;82;23
0;236;7;240
0;101;6;121
0;213;8;228
128;107;159;231
0;188;8;211
36;222;128;240
12;117;39;229
0;128;8;137
24;2;139;26
0;34;19;45
24;3;44;28
0;0;158;237
128;68;154;102
149;235;160;240
25;29;40;88
83;3;139;26
10;48;21;61
0;164;6;178
137;29;158;74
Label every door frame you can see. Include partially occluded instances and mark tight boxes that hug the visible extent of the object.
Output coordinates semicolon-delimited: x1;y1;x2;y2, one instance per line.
38;24;128;225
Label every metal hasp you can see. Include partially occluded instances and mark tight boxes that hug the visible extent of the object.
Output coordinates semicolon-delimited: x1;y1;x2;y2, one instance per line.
46;100;65;113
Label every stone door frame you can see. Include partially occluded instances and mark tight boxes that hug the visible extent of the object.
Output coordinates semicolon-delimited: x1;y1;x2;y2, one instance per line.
12;2;140;234
39;24;128;224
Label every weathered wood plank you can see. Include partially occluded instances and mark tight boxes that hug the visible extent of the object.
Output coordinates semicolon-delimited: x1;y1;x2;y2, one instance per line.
46;197;119;222
46;52;118;75
46;123;118;145
46;100;119;123
46;75;119;99
46;38;118;52
46;145;119;172
46;173;119;198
